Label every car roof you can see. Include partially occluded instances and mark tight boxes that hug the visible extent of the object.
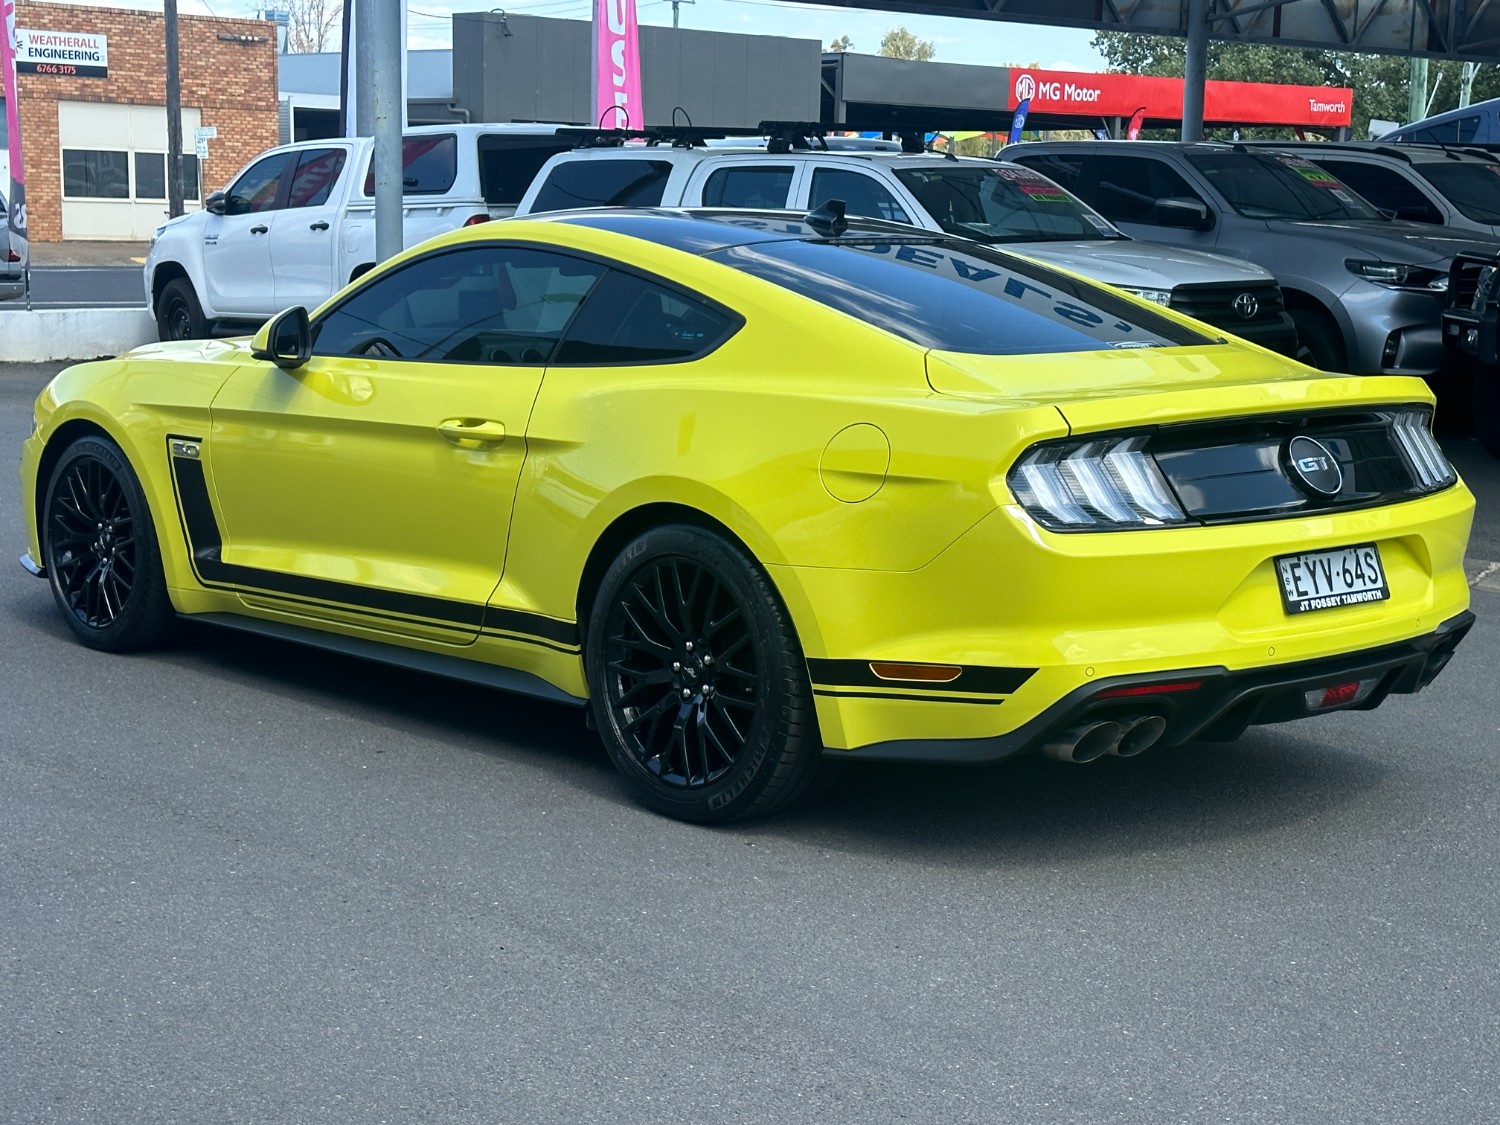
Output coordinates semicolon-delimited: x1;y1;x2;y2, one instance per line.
544;145;999;169
1239;140;1500;165
523;206;949;254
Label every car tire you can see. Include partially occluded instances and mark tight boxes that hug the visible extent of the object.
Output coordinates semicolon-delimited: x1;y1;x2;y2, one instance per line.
1289;308;1345;372
156;278;210;341
1473;375;1500;458
42;436;175;652
586;524;835;823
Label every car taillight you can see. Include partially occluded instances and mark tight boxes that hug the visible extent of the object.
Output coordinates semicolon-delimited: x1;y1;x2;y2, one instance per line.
1391;410;1456;491
463;214;491;227
1008;435;1188;531
5;250;17;262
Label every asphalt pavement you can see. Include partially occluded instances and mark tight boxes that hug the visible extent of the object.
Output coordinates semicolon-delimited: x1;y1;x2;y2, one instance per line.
0;242;149;311
3;361;1499;1124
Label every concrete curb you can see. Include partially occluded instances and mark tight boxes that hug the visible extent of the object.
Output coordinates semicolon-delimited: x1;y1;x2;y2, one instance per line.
1469;559;1500;594
0;308;156;363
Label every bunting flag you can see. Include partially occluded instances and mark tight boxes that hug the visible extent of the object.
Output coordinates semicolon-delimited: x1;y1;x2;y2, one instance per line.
1007;98;1030;146
593;0;642;129
2;0;28;278
1125;106;1147;141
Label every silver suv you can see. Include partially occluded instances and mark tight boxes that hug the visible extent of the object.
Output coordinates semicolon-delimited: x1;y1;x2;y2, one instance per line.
1007;140;1500;376
516;145;1298;355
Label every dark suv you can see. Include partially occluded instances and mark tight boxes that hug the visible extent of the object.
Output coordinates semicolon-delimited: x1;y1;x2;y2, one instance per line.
1006;140;1500;380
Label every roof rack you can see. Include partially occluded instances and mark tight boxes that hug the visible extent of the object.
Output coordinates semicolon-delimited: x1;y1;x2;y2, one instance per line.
556;124;764;149
759;121;931;154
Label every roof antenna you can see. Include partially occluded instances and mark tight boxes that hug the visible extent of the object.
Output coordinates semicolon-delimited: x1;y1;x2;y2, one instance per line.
805;198;848;238
598;106;630;130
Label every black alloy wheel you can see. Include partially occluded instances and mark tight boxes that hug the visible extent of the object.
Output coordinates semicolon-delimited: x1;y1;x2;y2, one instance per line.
586;525;834;823
42;437;174;652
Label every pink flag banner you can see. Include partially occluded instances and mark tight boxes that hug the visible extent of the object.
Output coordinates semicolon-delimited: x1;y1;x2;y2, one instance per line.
2;0;28;272
592;0;642;130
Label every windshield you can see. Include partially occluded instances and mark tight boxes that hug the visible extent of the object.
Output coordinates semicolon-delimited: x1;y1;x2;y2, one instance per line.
1185;152;1386;221
1420;162;1500;223
893;165;1124;244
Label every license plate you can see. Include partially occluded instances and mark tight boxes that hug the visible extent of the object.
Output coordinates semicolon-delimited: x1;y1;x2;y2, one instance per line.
1275;543;1390;615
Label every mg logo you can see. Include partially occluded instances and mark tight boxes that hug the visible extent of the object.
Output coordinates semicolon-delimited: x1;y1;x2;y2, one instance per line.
1232;292;1259;319
1015;73;1036;102
1287;436;1344;496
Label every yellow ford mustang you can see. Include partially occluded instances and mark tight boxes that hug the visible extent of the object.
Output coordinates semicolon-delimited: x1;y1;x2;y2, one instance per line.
18;208;1475;822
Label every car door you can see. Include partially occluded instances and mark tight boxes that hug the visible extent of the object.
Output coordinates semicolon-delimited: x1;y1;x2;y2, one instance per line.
204;242;606;643
201;151;290;316
691;162;802;208
271;145;351;311
1087;153;1221;253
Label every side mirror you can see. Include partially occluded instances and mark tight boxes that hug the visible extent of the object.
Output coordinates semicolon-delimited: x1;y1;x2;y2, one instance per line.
251;306;311;370
205;190;227;216
1152;196;1213;231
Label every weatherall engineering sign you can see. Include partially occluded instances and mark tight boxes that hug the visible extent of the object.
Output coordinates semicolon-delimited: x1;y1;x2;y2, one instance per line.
1010;69;1352;129
14;28;107;78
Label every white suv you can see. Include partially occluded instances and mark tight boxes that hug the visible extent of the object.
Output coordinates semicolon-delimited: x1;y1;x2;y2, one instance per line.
515;144;1299;354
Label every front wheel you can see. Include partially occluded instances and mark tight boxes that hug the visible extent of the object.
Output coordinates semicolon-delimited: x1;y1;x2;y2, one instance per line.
1290;308;1346;372
156;277;209;341
586;525;833;823
42;436;175;652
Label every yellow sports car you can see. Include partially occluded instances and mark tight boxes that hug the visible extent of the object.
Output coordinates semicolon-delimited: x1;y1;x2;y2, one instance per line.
19;207;1475;823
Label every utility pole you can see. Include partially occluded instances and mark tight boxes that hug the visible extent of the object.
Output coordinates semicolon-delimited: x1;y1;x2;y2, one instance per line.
370;0;402;262
671;0;692;28
1461;62;1480;108
165;0;184;217
1408;57;1429;125
1180;0;1206;141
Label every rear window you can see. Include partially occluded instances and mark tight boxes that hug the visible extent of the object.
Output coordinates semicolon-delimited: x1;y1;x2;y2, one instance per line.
706;237;1213;355
363;134;458;196
1419;161;1500;224
530;159;673;212
478;135;576;208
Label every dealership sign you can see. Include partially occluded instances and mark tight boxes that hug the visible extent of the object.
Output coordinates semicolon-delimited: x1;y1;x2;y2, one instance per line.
1010;69;1352;128
14;28;107;78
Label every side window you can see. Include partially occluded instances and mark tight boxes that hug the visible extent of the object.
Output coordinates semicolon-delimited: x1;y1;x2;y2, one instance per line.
809;169;911;223
362;134;459;196
701;166;795;208
1315;160;1442;224
1011;153;1085;194
225;154;289;215
311;245;605;364
555;270;739;365
477;136;576;208
1095;156;1200;223
287;148;347;208
530;160;674;212
1413;115;1481;144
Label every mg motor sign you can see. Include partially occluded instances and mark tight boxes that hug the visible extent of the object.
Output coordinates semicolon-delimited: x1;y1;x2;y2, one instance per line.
1009;69;1352;129
14;28;107;78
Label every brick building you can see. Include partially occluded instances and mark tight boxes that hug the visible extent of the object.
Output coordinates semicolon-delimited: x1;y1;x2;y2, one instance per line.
2;1;278;241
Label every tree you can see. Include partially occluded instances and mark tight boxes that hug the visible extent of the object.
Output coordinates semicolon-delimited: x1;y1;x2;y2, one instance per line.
828;35;854;53
1091;32;1500;140
285;0;343;54
879;26;936;62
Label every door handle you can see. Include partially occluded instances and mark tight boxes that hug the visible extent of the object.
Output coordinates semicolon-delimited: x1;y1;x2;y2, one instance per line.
438;418;507;446
250;224;268;235
309;221;330;231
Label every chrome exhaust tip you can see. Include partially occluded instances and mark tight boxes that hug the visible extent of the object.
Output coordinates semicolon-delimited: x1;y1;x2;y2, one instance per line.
1108;715;1168;758
1042;720;1122;764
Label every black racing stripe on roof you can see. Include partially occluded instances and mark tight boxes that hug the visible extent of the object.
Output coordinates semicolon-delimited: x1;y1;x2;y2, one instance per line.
546;209;932;254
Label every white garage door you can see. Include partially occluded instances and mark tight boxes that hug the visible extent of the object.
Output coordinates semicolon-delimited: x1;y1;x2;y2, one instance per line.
59;101;203;241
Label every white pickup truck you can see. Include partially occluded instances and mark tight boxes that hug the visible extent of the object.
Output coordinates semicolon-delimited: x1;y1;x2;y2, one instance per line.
144;123;581;340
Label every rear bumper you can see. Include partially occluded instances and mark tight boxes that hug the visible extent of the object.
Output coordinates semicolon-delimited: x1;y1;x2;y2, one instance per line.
828;610;1474;763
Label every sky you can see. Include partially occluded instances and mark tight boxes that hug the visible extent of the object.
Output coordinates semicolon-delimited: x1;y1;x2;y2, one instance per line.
52;0;1108;71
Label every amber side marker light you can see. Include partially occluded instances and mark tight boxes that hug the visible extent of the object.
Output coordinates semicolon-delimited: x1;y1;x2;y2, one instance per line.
1094;681;1203;699
870;662;964;683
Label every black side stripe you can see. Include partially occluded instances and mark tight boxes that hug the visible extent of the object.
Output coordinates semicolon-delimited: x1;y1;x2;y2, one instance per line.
168;443;580;649
814;689;1006;706
807;658;1035;696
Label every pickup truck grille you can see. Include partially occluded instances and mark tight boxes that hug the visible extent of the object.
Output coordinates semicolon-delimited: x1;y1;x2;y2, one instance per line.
1169;281;1286;329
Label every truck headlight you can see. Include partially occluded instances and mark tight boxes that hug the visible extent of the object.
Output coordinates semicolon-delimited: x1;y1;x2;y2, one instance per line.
1119;287;1173;306
1345;259;1449;291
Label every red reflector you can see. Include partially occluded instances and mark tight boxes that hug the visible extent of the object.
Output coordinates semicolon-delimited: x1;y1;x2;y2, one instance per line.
1320;681;1362;707
869;661;963;683
1095;681;1203;699
5;250;17;262
463;214;491;227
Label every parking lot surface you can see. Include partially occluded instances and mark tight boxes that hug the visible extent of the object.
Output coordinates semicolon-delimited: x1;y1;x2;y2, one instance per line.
3;362;1498;1123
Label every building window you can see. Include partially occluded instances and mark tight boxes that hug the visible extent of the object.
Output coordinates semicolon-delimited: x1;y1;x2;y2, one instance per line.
135;152;166;200
63;149;130;199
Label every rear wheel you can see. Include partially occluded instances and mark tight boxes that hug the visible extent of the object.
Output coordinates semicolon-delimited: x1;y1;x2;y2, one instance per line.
586;525;835;823
42;436;174;652
156;278;209;341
